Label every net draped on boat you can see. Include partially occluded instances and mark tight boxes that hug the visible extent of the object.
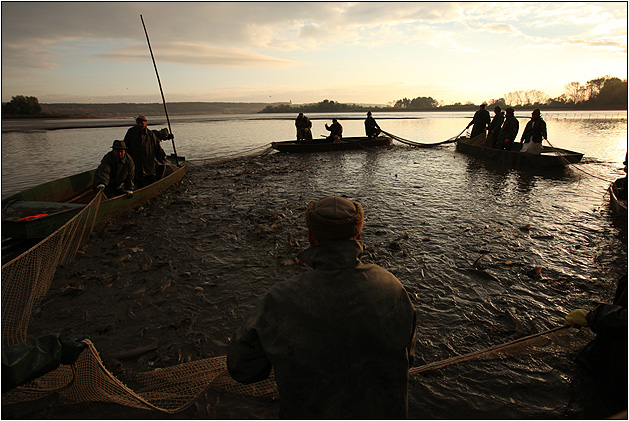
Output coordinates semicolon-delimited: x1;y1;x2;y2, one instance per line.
1;170;591;414
457;132;490;146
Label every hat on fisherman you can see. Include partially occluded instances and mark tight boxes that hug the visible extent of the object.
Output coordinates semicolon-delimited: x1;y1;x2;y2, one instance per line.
532;108;541;116
136;115;147;121
306;196;363;242
111;140;128;150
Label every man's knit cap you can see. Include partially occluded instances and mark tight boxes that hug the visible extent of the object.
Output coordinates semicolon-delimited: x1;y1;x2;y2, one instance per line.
305;196;363;242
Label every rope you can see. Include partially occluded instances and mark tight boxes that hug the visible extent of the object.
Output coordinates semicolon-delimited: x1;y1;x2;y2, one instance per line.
188;143;274;164
543;138;613;183
382;130;459;148
409;325;570;375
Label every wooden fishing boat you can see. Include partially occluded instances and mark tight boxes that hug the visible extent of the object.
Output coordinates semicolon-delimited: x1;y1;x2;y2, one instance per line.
609;177;627;220
456;135;583;169
2;155;187;239
271;136;392;153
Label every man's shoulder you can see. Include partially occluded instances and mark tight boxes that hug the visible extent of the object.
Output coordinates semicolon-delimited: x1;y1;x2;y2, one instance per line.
360;263;406;285
99;151;115;163
122;154;134;165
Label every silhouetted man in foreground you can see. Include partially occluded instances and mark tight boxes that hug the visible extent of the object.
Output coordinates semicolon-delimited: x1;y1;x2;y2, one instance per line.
228;196;417;419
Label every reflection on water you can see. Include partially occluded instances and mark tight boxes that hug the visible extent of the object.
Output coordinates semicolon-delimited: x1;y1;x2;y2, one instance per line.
243;144;626;417
2;111;626;197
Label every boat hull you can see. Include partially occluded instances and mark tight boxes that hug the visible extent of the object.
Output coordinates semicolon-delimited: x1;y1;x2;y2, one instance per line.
456;137;583;169
272;136;392;153
2;155;187;239
609;177;628;220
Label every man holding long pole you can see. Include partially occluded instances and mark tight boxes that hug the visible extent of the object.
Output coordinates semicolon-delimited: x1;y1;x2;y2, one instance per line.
123;114;168;188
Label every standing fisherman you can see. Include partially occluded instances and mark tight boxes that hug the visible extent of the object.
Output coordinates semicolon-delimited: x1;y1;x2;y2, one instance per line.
564;274;627;418
498;107;519;150
466;103;491;138
295;113;313;143
488;106;505;148
227;196;416;419
520;109;547;154
123;115;168;188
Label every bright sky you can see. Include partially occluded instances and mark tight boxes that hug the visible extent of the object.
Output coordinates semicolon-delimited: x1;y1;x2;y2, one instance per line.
1;2;627;105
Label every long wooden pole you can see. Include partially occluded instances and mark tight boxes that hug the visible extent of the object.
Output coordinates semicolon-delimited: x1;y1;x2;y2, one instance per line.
140;14;179;166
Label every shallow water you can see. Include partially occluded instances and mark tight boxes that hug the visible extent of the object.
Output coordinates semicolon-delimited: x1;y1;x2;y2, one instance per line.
1;110;627;418
2;110;626;197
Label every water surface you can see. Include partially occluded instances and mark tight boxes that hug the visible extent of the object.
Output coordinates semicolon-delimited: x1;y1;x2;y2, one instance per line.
1;110;627;418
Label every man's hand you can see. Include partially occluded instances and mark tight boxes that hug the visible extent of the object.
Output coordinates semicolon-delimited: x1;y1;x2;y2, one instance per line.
125;191;134;199
59;335;90;365
96;184;105;192
564;309;589;327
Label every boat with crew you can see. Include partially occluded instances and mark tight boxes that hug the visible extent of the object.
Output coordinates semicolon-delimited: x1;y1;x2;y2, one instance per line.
2;154;187;239
271;135;392;153
456;134;583;169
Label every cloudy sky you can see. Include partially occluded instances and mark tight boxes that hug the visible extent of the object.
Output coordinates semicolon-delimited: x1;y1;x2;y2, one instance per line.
1;2;626;105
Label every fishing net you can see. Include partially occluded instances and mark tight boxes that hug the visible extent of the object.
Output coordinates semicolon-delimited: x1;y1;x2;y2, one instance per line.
410;326;591;376
2;193;102;348
457;132;490;146
381;130;460;147
2;173;591;414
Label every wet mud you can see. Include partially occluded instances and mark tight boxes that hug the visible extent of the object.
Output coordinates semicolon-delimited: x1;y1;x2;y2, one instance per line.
5;150;621;419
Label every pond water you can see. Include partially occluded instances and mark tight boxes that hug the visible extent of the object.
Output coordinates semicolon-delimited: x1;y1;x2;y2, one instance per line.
2;110;626;197
1;110;627;418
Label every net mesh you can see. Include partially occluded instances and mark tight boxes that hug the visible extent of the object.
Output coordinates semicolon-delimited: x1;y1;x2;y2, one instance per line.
457;132;490;146
2;193;101;348
2;178;589;413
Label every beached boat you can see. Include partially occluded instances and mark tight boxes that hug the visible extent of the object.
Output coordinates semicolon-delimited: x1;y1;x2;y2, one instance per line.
2;155;187;239
456;135;583;169
271;136;392;153
609;177;627;220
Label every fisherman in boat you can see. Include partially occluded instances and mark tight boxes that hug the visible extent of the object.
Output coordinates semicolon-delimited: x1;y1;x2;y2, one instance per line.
497;107;519;150
364;111;381;139
564;274;627;418
123;115;168;188
94;140;135;198
153;127;174;141
466;103;491;139
324;118;343;142
227;196;417;419
488;106;505;148
295;113;313;143
520;109;547;154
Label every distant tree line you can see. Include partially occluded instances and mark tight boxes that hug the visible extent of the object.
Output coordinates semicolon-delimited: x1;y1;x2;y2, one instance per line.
2;95;42;115
392;75;627;111
1;100;272;118
260;99;382;113
3;75;626;118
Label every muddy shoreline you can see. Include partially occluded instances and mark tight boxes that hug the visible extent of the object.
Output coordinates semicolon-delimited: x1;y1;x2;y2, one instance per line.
3;151;607;419
5;155;343;418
